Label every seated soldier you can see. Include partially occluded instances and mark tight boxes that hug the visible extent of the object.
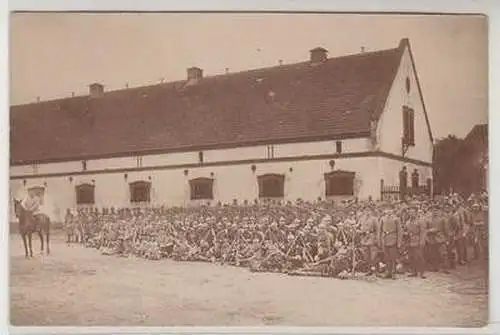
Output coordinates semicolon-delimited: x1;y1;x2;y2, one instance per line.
21;188;42;219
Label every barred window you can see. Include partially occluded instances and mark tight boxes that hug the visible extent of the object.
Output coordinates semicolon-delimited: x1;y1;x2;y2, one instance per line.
266;145;275;159
129;181;151;203
258;174;285;198
324;171;355;196
76;183;95;205
189;178;214;200
336;141;342;154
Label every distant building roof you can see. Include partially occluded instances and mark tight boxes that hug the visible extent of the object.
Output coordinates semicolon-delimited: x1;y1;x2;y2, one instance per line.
10;39;409;165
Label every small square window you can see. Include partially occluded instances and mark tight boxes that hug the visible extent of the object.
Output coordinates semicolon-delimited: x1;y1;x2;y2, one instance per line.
336;141;342;154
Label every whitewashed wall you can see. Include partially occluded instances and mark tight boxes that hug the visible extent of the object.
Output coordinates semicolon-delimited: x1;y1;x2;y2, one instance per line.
377;157;432;187
10;155;385;221
10;138;371;177
377;44;434;164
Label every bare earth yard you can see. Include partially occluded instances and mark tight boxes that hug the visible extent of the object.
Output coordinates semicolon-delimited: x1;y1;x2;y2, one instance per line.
10;234;488;327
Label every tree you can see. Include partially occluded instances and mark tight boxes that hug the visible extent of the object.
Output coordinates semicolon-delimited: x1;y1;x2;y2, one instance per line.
433;132;487;197
433;135;465;195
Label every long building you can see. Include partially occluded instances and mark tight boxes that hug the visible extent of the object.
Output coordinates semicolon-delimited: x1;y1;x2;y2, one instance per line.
10;38;434;221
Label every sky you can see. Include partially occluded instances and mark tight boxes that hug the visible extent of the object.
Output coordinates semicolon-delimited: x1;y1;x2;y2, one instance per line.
9;12;488;139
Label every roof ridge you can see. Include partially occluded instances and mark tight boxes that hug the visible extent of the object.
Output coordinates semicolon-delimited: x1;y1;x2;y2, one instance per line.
11;46;400;109
11;42;405;164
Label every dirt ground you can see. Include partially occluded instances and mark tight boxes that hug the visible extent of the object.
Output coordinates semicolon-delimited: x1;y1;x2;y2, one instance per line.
9;233;489;327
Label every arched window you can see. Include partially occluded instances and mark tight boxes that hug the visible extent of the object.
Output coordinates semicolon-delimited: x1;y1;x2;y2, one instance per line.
129;181;151;203
258;174;285;198
76;183;95;205
189;177;214;200
324;170;355;196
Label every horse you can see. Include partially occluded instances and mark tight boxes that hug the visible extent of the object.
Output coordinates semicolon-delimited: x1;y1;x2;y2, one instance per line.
13;199;51;258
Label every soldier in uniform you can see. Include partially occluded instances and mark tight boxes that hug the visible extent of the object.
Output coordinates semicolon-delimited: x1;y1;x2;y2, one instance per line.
21;187;42;216
455;204;469;265
64;208;75;244
471;203;487;260
442;204;457;270
359;205;381;275
427;206;449;273
379;205;403;279
315;215;334;261
406;205;428;278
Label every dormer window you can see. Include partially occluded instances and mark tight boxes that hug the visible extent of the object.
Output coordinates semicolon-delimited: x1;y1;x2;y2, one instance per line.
309;47;328;64
89;82;104;98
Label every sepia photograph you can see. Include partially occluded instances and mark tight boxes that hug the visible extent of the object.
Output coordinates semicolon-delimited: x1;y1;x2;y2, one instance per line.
8;12;489;328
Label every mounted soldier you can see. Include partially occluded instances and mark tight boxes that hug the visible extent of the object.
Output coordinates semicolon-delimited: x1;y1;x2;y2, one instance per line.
14;184;51;258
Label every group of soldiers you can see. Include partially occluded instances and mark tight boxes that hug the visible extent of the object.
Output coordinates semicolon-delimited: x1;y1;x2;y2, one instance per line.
64;194;488;279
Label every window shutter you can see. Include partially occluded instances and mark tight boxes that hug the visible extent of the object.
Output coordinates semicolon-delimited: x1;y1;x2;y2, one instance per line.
76;184;95;205
324;171;355;196
130;181;151;203
189;178;214;200
409;109;415;145
403;106;410;143
257;174;285;198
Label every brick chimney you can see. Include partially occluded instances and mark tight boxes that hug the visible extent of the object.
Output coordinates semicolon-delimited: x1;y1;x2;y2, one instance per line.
309;47;328;64
89;83;104;98
187;67;203;82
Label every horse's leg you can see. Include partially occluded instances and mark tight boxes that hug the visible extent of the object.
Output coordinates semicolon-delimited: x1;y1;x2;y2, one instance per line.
28;232;33;258
46;225;50;255
39;230;44;254
21;233;29;258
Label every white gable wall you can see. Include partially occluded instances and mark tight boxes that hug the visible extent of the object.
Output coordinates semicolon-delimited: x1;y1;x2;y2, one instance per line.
377;44;433;164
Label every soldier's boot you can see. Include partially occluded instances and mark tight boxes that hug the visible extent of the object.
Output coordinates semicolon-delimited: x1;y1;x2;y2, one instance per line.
384;272;395;279
384;262;395;279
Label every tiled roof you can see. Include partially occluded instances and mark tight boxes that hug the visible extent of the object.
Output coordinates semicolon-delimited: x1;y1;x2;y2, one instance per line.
10;40;406;165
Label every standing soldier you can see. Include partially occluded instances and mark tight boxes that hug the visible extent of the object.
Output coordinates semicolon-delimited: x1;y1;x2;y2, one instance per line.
64;208;74;244
406;205;428;278
442;204;457;270
360;206;381;275
455;203;468;265
427;206;448;273
471;203;487;260
379;205;403;279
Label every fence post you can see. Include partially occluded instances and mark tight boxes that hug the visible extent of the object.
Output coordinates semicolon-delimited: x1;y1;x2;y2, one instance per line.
380;179;384;201
427;178;432;198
